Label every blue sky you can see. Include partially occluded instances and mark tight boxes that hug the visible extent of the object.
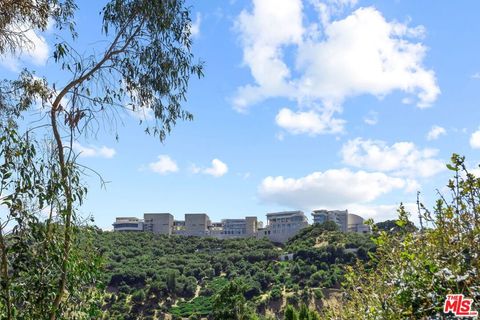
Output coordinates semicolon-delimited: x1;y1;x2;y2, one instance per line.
2;0;480;229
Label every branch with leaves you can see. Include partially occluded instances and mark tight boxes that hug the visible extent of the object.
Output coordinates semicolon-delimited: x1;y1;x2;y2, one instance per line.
0;0;203;318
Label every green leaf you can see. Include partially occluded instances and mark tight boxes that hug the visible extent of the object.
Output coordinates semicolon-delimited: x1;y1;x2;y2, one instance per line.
446;164;456;171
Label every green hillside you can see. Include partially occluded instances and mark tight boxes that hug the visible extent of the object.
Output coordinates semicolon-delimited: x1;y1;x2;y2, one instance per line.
95;222;374;319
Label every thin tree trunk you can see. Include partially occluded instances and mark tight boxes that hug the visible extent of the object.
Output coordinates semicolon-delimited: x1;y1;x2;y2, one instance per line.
48;106;73;320
47;21;143;319
0;226;12;320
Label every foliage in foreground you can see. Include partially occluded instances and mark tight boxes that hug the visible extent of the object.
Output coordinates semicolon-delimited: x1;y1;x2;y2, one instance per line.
323;154;480;319
0;121;103;319
0;0;202;318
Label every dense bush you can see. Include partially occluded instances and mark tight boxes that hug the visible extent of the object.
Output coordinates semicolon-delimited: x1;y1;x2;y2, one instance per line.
323;155;480;319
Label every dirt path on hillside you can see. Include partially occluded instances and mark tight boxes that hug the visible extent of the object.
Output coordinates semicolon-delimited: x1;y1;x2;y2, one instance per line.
194;284;201;298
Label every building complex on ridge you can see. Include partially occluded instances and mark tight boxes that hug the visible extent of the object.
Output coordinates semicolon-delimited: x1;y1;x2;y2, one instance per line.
112;209;370;243
311;209;370;233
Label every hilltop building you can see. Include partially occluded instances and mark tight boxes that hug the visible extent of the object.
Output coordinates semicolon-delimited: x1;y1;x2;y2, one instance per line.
220;217;258;238
185;213;211;237
312;209;348;232
112;208;369;242
208;221;224;238
347;213;370;233
259;211;309;243
311;209;370;234
112;213;263;238
144;213;173;235
112;217;144;232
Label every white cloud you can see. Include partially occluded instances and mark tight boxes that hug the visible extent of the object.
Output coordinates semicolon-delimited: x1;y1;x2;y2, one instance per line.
234;2;440;133
470;167;480;178
192;159;228;177
258;168;408;210
233;0;303;112
459;163;480;181
191;13;202;38
341;138;445;178
275;107;345;135
471;72;480;79
470;129;480;149
0;26;49;71
402;97;414;105
73;142;116;159
426;125;446;140
363;111;378;125
310;0;358;26
148;155;179;175
127;105;154;121
296;7;439;108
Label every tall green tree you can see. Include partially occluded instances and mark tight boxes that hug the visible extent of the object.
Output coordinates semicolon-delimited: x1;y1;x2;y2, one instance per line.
0;0;203;319
0;120;103;319
211;280;254;320
166;271;177;294
284;305;298;320
283;304;321;320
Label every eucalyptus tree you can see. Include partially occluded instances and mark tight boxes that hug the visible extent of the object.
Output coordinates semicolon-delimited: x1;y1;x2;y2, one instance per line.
0;0;76;55
0;0;203;318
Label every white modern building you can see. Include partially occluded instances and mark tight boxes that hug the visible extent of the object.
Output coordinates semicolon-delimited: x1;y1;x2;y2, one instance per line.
347;213;370;233
112;217;144;232
262;211;309;243
312;209;348;232
311;210;370;234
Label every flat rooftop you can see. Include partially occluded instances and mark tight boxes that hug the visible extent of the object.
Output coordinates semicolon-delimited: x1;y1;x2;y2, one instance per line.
266;211;304;217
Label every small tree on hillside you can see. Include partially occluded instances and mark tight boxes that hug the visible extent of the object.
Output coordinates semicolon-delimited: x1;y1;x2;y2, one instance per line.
211;280;254;320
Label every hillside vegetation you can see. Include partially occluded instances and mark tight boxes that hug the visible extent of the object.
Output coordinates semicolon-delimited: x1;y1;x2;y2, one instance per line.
95;221;374;319
322;155;480;319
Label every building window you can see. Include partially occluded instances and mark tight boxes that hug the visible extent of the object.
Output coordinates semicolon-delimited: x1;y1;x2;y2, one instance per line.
114;223;140;229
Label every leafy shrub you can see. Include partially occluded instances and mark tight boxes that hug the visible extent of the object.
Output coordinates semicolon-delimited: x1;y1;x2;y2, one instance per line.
324;155;480;319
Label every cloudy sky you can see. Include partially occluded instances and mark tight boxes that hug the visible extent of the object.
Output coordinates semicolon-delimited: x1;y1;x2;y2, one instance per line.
2;0;480;228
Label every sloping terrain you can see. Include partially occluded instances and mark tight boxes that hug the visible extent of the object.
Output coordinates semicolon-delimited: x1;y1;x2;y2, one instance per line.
95;222;374;319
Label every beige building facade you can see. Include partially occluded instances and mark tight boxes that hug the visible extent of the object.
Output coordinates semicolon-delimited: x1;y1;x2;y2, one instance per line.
219;216;258;238
185;213;210;236
262;211;309;243
311;210;370;234
143;213;174;235
311;209;348;232
347;213;370;233
113;209;368;241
